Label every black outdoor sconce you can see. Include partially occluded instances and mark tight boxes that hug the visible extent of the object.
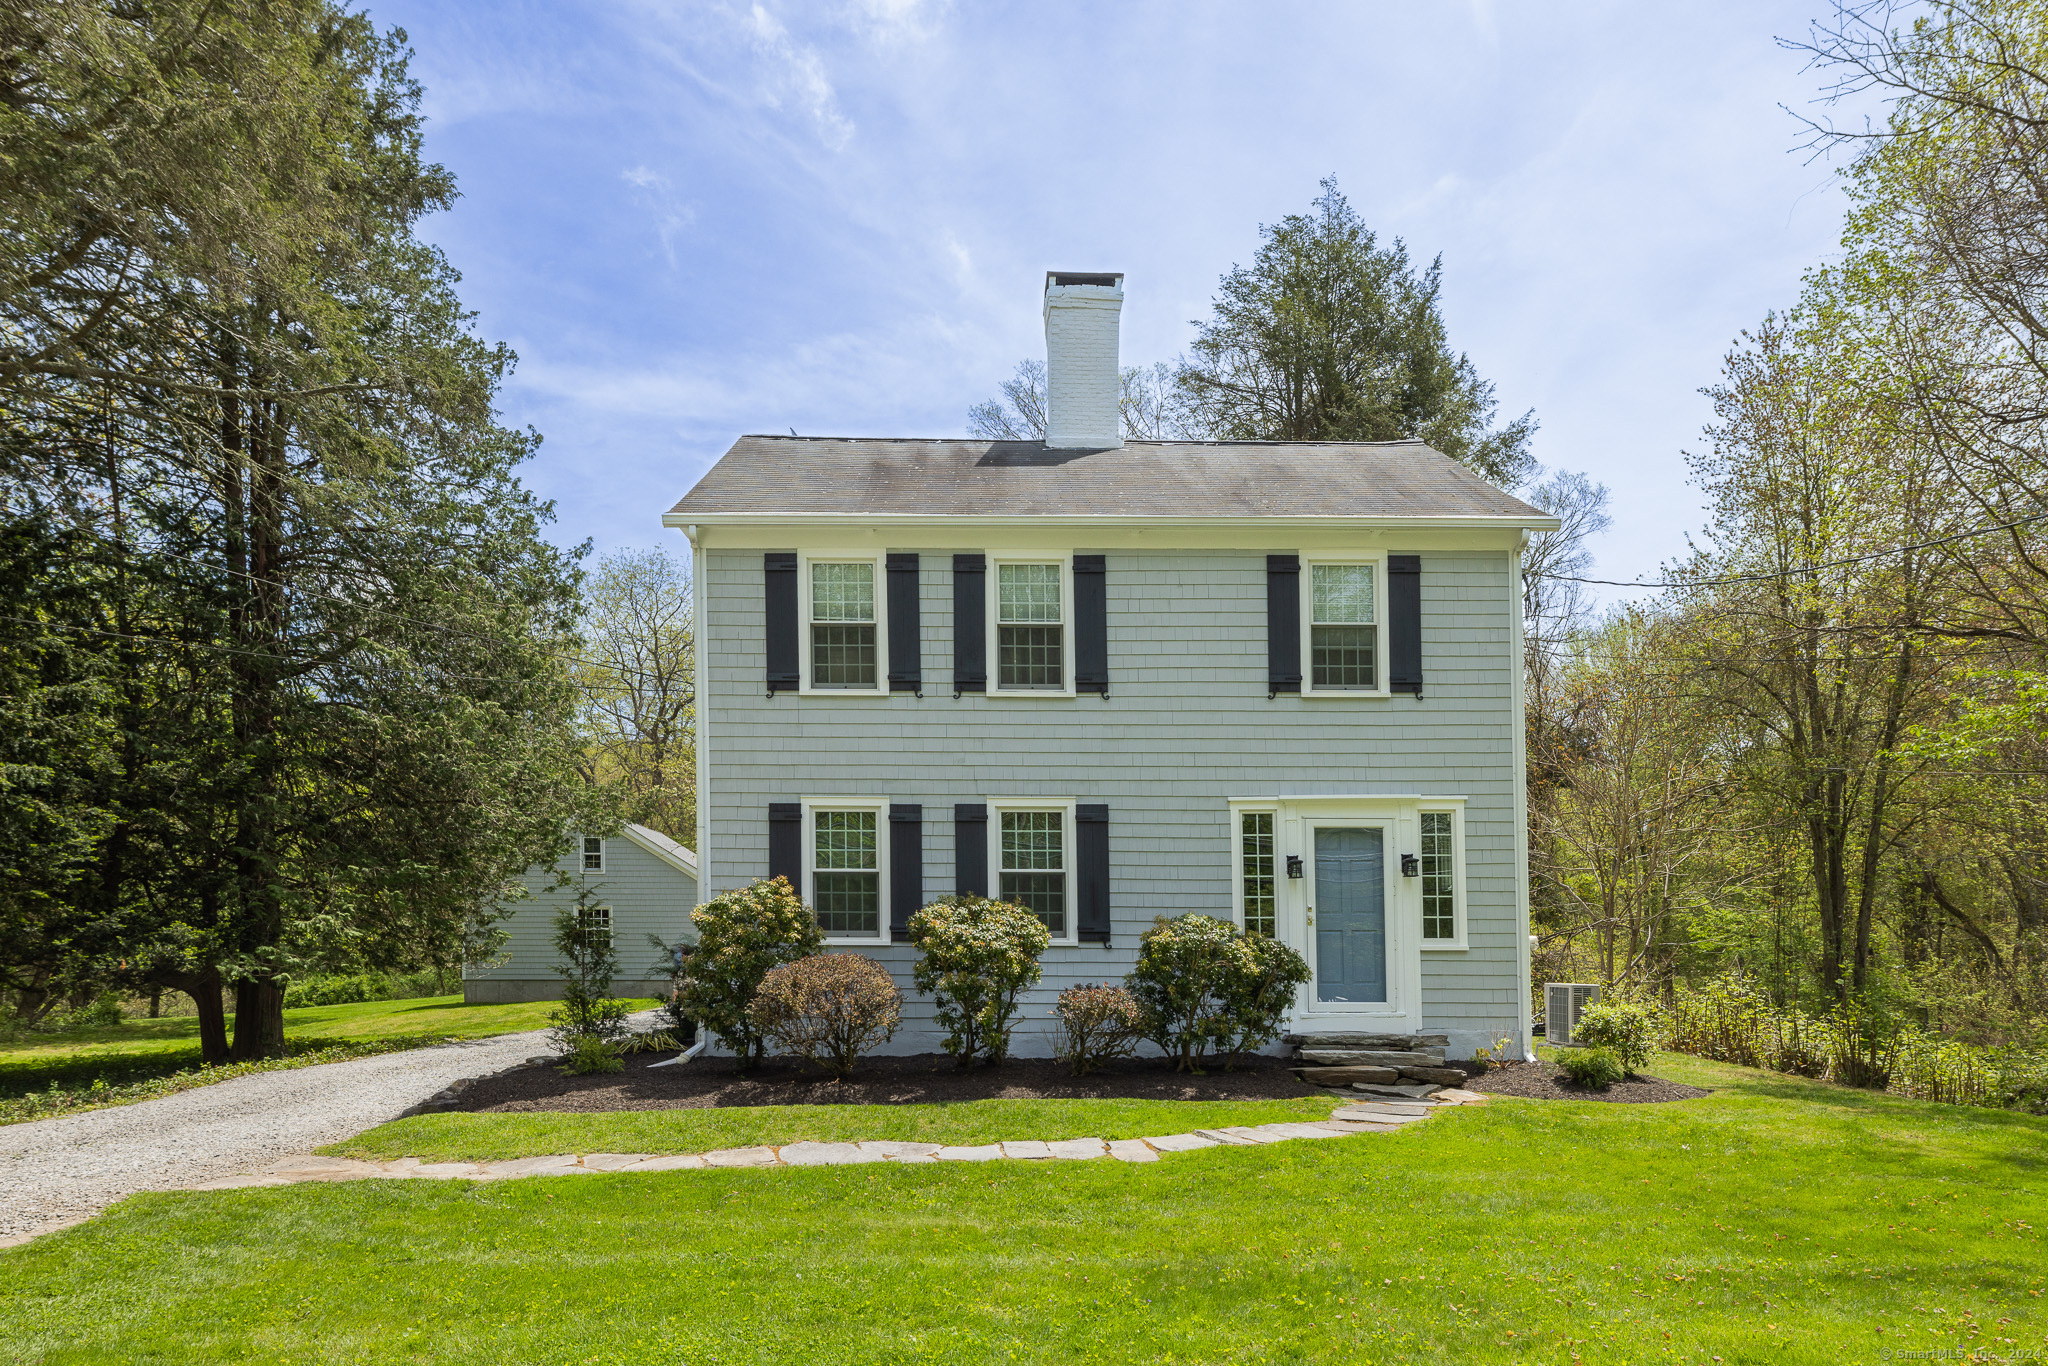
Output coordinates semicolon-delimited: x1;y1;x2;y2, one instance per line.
1401;854;1421;877
1285;854;1304;879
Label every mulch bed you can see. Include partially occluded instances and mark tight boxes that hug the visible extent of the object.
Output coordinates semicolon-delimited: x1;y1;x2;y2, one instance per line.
1463;1061;1711;1104
449;1051;1326;1113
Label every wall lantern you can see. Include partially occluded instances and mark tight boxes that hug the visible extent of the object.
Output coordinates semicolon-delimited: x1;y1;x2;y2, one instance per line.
1401;854;1420;878
1285;855;1304;879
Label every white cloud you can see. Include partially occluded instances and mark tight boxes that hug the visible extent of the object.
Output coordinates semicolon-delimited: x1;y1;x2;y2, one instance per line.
747;3;855;149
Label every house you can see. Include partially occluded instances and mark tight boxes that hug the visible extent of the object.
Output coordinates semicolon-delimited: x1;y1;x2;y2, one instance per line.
463;823;698;1004
663;272;1557;1059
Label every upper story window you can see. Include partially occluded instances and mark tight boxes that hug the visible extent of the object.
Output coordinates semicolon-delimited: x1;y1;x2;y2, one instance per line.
1307;561;1378;692
997;806;1069;937
811;807;881;938
1240;811;1277;937
995;561;1065;691
807;560;879;690
581;836;604;873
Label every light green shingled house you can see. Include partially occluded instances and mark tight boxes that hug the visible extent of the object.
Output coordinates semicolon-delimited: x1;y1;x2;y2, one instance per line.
463;823;697;1004
657;273;1558;1060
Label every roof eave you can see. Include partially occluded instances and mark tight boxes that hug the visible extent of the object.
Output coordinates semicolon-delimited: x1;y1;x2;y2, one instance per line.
662;511;1562;532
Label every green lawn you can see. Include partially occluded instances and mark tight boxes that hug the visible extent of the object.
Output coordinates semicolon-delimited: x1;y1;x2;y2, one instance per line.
4;1053;2044;1364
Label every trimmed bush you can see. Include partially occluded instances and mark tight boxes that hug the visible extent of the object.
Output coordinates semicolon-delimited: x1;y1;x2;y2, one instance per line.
1051;983;1144;1076
675;877;825;1067
1556;1046;1624;1089
1573;999;1659;1076
907;895;1050;1066
283;974;379;1009
1125;914;1246;1072
749;953;902;1079
1220;932;1312;1065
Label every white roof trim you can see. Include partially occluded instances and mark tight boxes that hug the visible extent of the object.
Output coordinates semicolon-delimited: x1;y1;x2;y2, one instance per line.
621;824;698;878
663;512;1560;532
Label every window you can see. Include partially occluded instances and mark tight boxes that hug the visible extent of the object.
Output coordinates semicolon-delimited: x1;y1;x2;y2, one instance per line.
998;807;1068;936
1240;811;1277;937
581;836;604;873
1308;562;1378;691
996;561;1065;691
576;904;612;952
811;808;880;937
808;560;878;689
1418;806;1465;948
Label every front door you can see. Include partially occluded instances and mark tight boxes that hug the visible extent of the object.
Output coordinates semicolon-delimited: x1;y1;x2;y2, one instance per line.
1312;825;1388;1005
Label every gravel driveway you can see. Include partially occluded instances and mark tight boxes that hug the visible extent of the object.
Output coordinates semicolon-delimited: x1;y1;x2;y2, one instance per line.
0;1017;655;1245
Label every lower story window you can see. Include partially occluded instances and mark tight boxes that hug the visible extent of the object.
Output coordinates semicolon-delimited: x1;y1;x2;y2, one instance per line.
813;809;879;936
1421;810;1456;941
999;809;1066;936
577;904;612;953
1241;811;1276;937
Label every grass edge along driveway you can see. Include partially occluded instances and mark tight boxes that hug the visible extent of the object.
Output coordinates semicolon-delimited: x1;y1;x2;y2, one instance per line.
3;1054;2044;1365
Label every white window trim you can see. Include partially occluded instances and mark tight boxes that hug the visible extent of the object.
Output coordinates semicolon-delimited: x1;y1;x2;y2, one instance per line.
578;903;614;952
1417;798;1469;951
800;797;890;945
987;798;1078;945
798;552;889;697
986;552;1076;698
579;835;605;876
1229;803;1280;936
1299;552;1391;698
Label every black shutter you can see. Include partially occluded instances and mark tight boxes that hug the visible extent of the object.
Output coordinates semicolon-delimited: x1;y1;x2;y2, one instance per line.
1076;804;1110;944
768;803;802;887
1388;554;1422;697
1266;554;1301;696
885;553;921;693
764;553;799;693
952;554;986;694
954;802;987;896
890;803;923;941
1074;554;1108;695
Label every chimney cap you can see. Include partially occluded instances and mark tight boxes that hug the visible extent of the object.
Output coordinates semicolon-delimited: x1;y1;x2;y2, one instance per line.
1045;271;1123;290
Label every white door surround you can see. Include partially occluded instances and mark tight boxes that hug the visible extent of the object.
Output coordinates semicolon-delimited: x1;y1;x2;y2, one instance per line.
1233;796;1433;1034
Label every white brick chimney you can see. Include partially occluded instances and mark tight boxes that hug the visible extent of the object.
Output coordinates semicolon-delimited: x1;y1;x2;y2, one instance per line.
1042;271;1124;448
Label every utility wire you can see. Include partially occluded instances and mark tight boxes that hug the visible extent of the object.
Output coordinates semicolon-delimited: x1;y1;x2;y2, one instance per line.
1533;509;2048;590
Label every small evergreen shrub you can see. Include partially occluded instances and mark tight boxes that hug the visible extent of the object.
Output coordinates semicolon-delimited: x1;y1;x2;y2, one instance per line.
1125;914;1305;1071
546;890;633;1056
1556;1046;1625;1089
47;994;125;1031
749;953;902;1079
284;974;379;1009
907;895;1049;1066
675;878;825;1067
558;1033;625;1076
1051;984;1144;1076
1573;999;1659;1075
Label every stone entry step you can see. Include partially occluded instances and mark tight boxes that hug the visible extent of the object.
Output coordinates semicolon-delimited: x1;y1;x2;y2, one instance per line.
1295;1049;1446;1068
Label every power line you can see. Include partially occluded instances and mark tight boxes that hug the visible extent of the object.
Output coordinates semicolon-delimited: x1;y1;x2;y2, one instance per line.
1535;510;2048;590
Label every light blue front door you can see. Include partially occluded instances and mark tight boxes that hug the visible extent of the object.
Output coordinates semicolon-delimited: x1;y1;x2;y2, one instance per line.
1314;827;1387;1003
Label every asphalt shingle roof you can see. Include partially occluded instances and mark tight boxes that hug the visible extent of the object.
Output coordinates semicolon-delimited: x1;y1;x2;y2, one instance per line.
666;436;1550;521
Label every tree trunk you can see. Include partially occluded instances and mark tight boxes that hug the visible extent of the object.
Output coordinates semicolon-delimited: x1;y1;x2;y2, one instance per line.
168;969;230;1065
230;978;287;1060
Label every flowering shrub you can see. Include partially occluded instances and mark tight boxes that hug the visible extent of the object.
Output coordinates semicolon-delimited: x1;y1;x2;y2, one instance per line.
907;895;1049;1065
749;953;902;1079
1221;932;1312;1064
1572;999;1660;1075
674;878;824;1066
1122;913;1261;1073
1051;983;1144;1075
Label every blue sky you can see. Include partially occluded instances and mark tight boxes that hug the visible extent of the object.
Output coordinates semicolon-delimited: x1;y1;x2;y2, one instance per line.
373;0;1864;599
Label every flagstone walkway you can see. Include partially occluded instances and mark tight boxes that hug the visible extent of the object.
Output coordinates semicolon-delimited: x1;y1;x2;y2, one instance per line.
182;1092;1487;1190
